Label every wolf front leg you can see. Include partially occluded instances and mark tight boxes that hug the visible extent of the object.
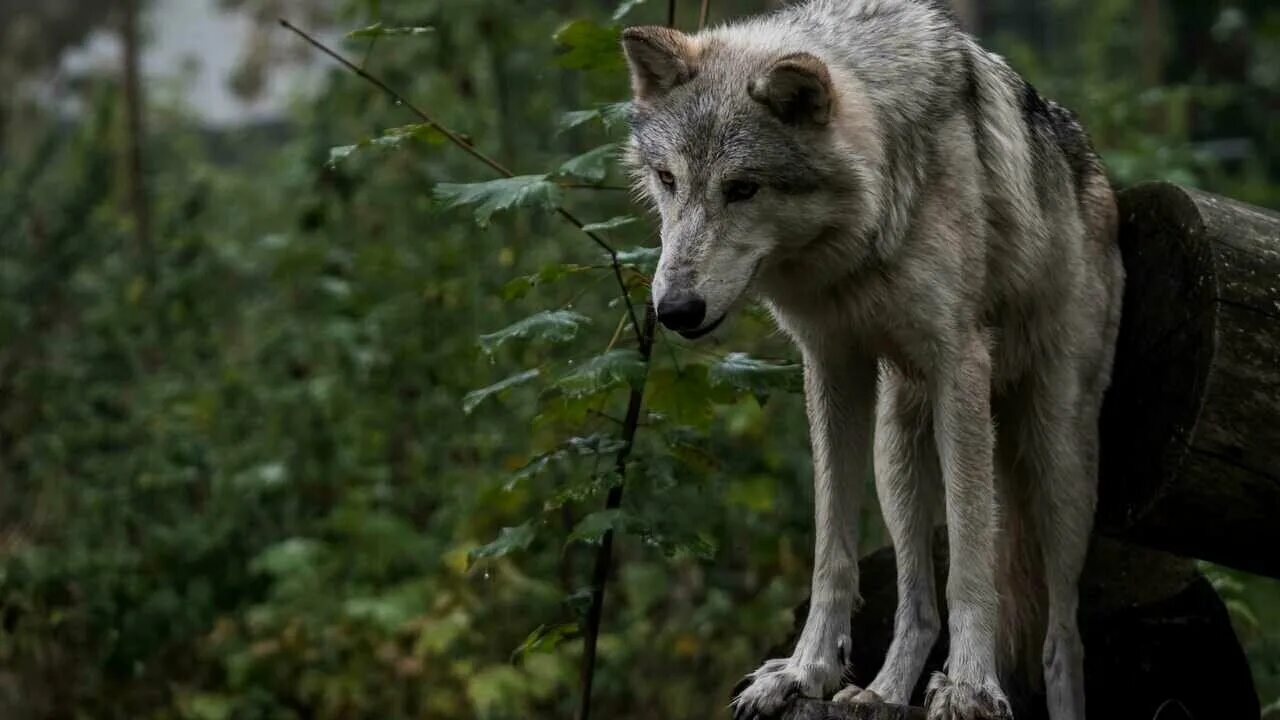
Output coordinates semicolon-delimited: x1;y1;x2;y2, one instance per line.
836;364;943;708
733;346;876;720
925;334;1011;720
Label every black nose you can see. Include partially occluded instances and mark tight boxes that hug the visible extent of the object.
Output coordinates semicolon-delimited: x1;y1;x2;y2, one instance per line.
657;293;706;331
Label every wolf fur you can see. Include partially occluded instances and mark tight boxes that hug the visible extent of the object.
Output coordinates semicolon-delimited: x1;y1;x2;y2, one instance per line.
621;1;1123;719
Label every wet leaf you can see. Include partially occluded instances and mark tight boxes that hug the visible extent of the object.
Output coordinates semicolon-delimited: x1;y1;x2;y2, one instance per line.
462;369;541;414
554;349;647;398
434;175;561;227
614;245;660;274
568;509;639;544
709;352;804;403
557;143;618;183
558;102;633;133
469;521;537;564
478;310;592;354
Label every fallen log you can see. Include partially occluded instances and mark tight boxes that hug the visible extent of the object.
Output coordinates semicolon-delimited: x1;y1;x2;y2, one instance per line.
1099;183;1280;577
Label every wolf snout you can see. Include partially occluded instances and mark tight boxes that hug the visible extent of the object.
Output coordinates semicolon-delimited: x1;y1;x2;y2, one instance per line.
656;292;706;332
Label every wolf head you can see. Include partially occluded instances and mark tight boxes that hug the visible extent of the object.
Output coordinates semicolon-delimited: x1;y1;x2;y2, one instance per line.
622;26;873;338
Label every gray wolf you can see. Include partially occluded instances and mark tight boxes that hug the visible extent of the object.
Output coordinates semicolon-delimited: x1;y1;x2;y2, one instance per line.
620;1;1123;719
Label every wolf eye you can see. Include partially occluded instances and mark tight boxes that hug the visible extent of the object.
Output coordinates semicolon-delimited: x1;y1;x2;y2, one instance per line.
725;180;760;203
656;169;676;189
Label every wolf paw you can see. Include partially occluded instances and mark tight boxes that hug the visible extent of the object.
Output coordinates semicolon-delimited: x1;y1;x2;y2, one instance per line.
731;637;850;720
925;672;1012;720
832;684;883;705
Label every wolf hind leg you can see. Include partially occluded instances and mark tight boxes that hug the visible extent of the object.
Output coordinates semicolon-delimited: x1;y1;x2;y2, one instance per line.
1018;367;1098;720
836;365;942;707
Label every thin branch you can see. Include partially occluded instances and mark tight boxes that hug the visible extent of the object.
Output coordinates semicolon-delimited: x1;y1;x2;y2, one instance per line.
698;0;712;29
278;19;644;343
577;7;674;719
575;304;656;720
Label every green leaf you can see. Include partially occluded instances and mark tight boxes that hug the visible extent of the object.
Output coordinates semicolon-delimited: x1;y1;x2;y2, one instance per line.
328;144;358;166
557;143;618;183
512;622;579;662
614;245;660;274
599;102;633;130
469;521;537;564
546;470;623;509
582;215;638;234
346;22;434;39
478;310;592;354
612;0;648;21
500;263;592;300
508;450;566;490
709;352;804;403
326;123;444;167
554;20;624;72
560;109;601;132
645;366;729;430
506;434;625;491
434;175;562;227
462;369;541;414
558;102;632;133
565;434;628;455
568;509;638;544
554;349;647;398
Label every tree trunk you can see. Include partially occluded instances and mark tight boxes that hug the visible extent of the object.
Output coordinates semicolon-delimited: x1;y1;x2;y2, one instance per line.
120;0;153;283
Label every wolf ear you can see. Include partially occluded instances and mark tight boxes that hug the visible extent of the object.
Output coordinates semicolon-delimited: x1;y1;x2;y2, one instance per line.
622;26;696;104
749;53;833;126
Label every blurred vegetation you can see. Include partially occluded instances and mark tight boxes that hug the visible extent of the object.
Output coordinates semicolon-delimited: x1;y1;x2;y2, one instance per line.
0;1;1277;718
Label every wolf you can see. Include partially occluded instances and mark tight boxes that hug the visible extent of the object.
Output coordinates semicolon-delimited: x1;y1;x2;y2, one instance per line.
620;1;1123;719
